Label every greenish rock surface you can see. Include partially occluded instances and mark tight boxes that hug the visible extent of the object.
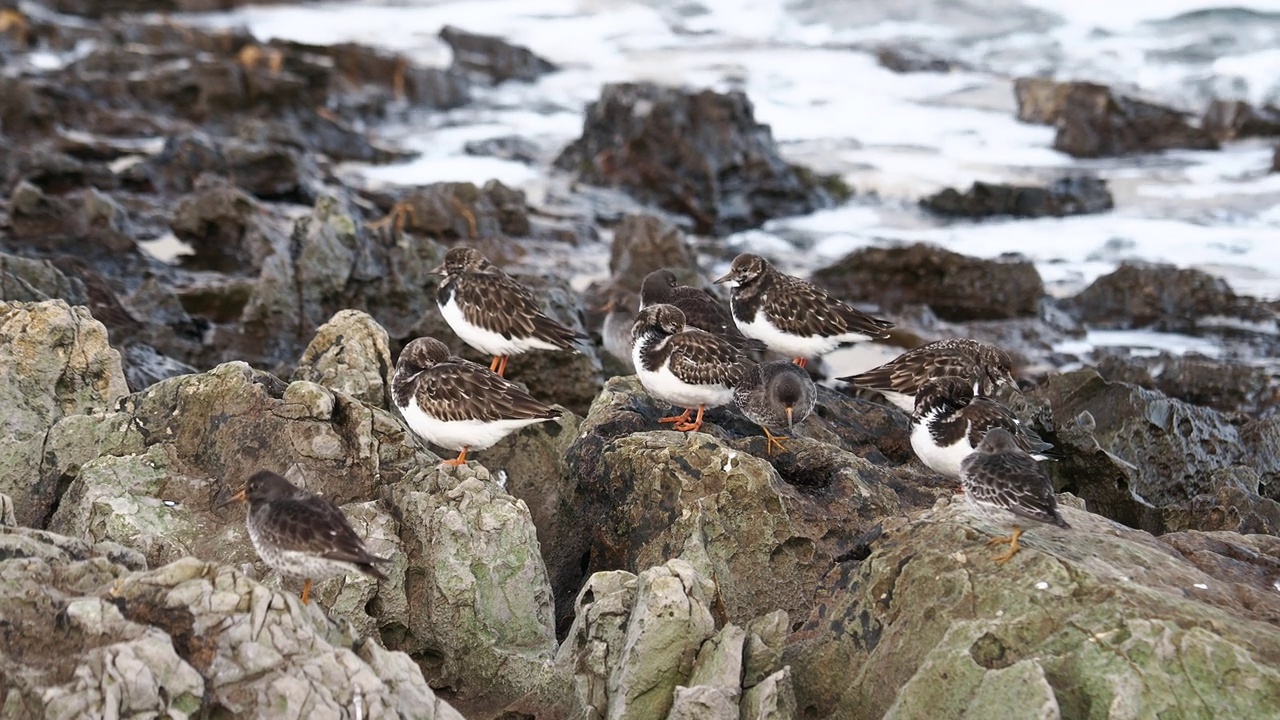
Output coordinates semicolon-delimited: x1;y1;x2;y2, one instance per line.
785;499;1280;719
293;308;396;409
0;300;129;526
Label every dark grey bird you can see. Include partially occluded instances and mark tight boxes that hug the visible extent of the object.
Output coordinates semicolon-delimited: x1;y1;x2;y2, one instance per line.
632;304;752;434
226;470;389;605
599;287;640;373
959;428;1070;564
640;269;766;352
840;338;1018;412
733;360;817;455
392;337;562;467
714;253;893;368
432;246;587;377
911;376;1053;478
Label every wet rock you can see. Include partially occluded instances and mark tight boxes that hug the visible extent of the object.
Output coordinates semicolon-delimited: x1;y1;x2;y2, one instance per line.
785;500;1280;718
1094;351;1279;415
169;176;270;273
293;309;394;410
1065;261;1275;332
385;179;532;239
0;523;464;718
1015;78;1218;157
463;135;542;164
1032;370;1280;535
0;300;128;527
440;25;558;85
0;77;55;139
121;343;199;391
1202;99;1280;141
811;243;1044;321
607;212;701;292
876;45;962;73
4;144;117;194
0;252;87;304
555;82;837;235
921;176;1113;218
139;131;310;200
327;41;471;110
558;375;947;634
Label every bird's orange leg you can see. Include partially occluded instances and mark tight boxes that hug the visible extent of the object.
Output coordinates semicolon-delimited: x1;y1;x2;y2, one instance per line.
988;526;1024;564
792;357;808;368
496;355;509;377
659;408;694;425
442;448;470;467
762;426;789;455
673;405;707;433
300;579;312;605
489;356;502;373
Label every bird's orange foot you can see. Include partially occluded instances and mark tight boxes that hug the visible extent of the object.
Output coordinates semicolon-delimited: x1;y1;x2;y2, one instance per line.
987;527;1024;564
441;448;470;467
792;357;808;369
300;579;313;605
659;408;694;425
763;428;789;456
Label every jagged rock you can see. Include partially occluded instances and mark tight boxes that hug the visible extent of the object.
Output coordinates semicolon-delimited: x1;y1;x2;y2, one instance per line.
1094;351;1279;415
1064;261;1276;332
139;132;310;200
555;82;837;235
440;25;558;85
3;144;118;194
608;213;700;292
463;135;542;164
742;666;798;720
921;176;1113;218
0;252;87;303
0;300;128;527
391;179;531;239
1032;370;1280;535
170;176;271;273
1202;99;1280;141
811;243;1043;321
1014;78;1217;157
552;570;638;715
0;523;464;718
558;376;947;633
121;343;199;391
785;500;1280;718
293;309;394;409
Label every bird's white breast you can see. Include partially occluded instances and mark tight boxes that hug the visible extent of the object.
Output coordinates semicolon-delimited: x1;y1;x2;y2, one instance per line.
399;395;552;452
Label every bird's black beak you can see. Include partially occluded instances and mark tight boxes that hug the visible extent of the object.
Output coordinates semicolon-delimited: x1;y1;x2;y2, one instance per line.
215;488;247;509
712;270;735;285
429;262;446;276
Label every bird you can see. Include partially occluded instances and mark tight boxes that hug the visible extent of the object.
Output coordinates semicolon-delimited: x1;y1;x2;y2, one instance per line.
632;304;751;434
839;338;1018;412
599;287;640;373
224;470;389;605
959;428;1070;564
733;360;817;455
392;336;562;467
911;376;1053;478
432;246;586;377
639;269;766;352
713;253;893;368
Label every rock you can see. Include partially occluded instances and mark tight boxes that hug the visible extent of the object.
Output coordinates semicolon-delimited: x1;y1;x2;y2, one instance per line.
0;300;128;527
1202;99;1280;141
440;25;558;85
293;309;394;409
1013;76;1077;125
552;570;638;716
607;212;701;292
1032;370;1280;535
1065;261;1275;332
741;666;798;720
170;177;270;273
0;523;464;718
328;41;471;110
0;77;54;139
1274;145;1280;173
140;131;309;200
1093;351;1279;415
463;135;542;164
785;500;1280;718
121;343;199;391
811;243;1044;321
0;252;87;303
876;45;962;73
558;375;949;634
390;180;532;239
4;144;118;194
921;176;1113;218
555;82;837;235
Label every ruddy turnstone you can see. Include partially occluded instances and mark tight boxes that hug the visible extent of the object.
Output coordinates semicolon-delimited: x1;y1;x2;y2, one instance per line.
392;336;562;466
632;304;751;433
911;376;1053;478
733;360;817;455
225;470;389;605
840;338;1017;412
713;253;893;368
432;246;586;377
640;269;766;352
599;288;640;373
959;428;1070;563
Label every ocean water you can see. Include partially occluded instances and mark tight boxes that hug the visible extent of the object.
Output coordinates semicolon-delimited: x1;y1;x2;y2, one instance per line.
185;0;1280;366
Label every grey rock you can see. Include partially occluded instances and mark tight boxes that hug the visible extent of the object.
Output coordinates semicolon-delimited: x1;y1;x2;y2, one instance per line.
293;308;395;409
667;685;739;720
0;300;129;527
440;25;558;85
0;252;87;304
122;343;199;391
743;610;789;688
608;213;700;293
741;666;797;720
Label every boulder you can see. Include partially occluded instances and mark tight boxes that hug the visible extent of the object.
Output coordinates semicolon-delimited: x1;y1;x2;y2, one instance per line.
439;25;558;85
0;520;464;719
1093;351;1279;416
1064;261;1275;332
1201;99;1280;141
0;300;128;527
921;176;1113;218
0;252;87;303
607;213;701;292
139;132;310;200
555;82;837;235
169;176;272;273
810;243;1043;321
785;499;1280;718
390;179;531;239
293;309;395;409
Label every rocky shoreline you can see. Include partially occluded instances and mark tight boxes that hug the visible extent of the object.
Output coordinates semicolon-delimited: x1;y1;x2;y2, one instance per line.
4;2;1280;718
